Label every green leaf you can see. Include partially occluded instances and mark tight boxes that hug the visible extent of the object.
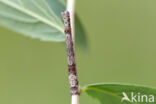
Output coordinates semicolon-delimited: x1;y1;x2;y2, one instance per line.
46;0;66;18
81;83;156;104
0;0;65;41
0;0;88;47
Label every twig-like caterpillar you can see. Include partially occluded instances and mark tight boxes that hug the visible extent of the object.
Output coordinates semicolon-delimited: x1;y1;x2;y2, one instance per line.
61;11;80;95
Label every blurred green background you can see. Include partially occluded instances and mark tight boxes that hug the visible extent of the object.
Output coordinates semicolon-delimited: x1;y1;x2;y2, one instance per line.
0;0;156;104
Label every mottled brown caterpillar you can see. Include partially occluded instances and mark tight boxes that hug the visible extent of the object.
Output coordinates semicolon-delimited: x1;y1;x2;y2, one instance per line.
61;11;80;95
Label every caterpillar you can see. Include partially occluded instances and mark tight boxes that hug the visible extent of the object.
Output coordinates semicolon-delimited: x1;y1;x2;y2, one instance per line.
61;11;80;95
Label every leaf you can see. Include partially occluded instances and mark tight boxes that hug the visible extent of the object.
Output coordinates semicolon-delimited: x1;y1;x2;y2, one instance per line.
0;0;88;47
81;83;156;104
0;0;65;41
46;0;66;18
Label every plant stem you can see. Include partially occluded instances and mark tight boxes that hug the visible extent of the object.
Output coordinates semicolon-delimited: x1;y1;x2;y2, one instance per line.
62;0;80;104
72;95;79;104
67;0;75;42
62;11;80;104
